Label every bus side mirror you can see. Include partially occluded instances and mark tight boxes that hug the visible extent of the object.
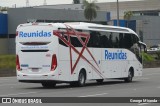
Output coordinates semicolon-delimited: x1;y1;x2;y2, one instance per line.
138;41;147;53
144;45;147;53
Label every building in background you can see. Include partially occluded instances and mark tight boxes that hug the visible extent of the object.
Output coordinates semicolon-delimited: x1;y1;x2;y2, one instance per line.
35;0;160;20
0;13;7;37
131;10;160;47
0;13;8;54
33;0;160;46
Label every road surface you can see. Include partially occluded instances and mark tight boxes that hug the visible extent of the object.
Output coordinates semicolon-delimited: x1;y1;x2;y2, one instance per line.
0;68;160;106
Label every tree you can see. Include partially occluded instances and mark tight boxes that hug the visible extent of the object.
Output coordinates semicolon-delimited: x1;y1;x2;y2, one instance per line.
0;7;8;11
73;0;80;4
124;11;133;27
83;0;99;22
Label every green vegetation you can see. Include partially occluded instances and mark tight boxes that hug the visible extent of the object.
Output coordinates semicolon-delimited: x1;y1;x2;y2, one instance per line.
124;11;133;20
83;0;99;21
0;55;16;69
124;11;133;27
156;51;160;60
142;52;155;62
0;6;8;11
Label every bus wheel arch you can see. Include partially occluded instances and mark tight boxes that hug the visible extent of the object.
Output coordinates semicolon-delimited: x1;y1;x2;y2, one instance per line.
70;68;87;87
124;67;134;82
130;67;134;77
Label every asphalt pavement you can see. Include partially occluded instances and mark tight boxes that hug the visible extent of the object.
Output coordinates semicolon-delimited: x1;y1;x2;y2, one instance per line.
0;68;160;106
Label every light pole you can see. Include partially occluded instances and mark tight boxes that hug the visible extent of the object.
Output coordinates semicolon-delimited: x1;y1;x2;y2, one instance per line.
116;0;119;26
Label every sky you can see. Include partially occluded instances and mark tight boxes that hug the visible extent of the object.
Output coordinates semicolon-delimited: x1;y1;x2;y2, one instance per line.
0;0;141;7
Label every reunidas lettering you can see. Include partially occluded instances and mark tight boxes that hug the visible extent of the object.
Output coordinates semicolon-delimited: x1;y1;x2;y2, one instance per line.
105;49;127;60
19;31;51;37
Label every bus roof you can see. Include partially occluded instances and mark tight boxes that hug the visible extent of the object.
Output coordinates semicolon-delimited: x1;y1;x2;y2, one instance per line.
58;22;138;36
17;22;138;37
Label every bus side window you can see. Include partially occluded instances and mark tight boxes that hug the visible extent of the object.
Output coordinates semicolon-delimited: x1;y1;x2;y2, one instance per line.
59;35;68;47
123;33;133;49
70;36;83;47
100;35;109;48
108;33;113;48
119;33;124;48
88;31;100;48
112;32;119;48
91;31;100;47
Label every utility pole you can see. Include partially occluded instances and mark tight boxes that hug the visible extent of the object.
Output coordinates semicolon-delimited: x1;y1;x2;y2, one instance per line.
116;0;119;26
26;0;29;7
43;0;47;5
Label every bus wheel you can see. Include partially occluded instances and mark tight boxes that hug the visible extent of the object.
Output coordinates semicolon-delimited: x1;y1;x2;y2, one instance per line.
96;79;104;83
41;82;56;88
77;70;86;87
124;68;133;83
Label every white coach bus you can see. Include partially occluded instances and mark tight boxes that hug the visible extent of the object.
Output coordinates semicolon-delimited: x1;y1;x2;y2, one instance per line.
16;22;146;88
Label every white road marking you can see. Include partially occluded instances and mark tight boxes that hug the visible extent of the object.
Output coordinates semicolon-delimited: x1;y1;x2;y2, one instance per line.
0;83;23;87
144;73;160;76
138;103;150;105
134;78;149;80
0;92;38;96
0;77;16;80
0;79;10;81
97;86;103;87
78;93;108;97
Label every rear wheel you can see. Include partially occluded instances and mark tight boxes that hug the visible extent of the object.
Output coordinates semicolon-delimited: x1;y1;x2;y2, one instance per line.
41;82;56;88
124;69;133;83
96;79;104;83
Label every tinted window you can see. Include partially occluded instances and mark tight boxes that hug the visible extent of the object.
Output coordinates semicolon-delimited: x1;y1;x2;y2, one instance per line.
70;36;83;47
59;29;139;49
112;32;120;48
88;31;100;47
59;35;68;47
119;33;124;48
123;33;133;48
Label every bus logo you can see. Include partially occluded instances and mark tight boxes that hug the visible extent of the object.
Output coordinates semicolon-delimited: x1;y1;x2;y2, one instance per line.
19;31;51;37
105;49;127;60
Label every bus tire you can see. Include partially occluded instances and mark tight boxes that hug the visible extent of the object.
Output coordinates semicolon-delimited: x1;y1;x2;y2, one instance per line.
96;79;104;83
124;68;133;83
77;70;86;87
41;82;56;88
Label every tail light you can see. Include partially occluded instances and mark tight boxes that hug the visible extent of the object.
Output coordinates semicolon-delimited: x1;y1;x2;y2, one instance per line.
51;54;57;71
16;31;18;36
16;55;20;71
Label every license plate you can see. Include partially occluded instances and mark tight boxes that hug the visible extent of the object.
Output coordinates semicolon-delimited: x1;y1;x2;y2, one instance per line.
32;68;39;72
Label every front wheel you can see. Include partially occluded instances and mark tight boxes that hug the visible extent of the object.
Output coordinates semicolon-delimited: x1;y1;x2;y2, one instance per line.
124;69;133;83
70;71;86;87
77;71;86;87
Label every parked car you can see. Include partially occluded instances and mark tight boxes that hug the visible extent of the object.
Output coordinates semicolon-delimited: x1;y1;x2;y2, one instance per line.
148;45;160;52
